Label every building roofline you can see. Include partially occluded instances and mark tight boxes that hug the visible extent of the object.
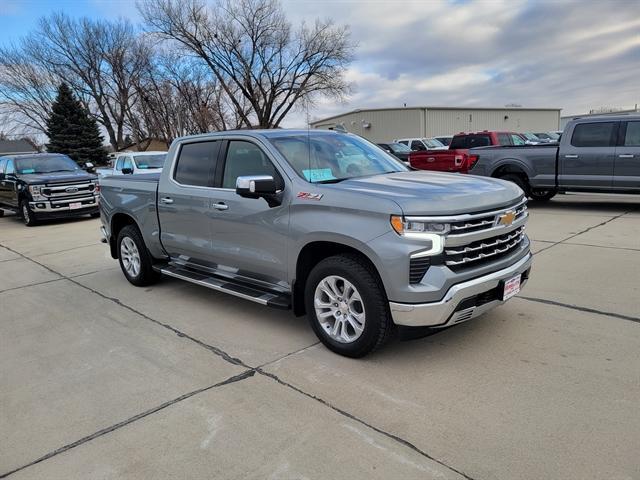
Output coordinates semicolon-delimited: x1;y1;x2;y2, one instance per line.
311;106;562;125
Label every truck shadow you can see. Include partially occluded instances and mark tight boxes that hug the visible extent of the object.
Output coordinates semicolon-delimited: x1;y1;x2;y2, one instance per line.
527;196;639;215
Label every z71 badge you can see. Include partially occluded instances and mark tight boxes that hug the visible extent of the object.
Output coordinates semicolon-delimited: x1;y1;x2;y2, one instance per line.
297;192;324;201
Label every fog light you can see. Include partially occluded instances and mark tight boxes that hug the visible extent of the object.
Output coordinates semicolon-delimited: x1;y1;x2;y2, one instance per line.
37;203;45;209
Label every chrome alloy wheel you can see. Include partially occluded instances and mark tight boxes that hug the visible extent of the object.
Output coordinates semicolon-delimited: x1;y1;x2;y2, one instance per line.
22;203;30;224
314;275;366;343
120;236;141;278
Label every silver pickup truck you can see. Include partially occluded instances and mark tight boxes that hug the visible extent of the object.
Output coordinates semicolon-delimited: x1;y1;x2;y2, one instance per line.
469;114;640;200
99;130;532;357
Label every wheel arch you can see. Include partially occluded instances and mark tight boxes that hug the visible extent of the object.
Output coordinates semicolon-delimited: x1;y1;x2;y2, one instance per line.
109;212;139;259
292;240;385;317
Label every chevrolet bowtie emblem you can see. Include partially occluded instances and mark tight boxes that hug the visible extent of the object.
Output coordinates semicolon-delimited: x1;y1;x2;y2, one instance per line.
498;211;516;226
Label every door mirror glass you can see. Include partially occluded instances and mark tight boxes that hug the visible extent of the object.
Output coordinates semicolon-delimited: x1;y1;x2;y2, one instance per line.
84;162;95;172
236;175;277;197
122;167;133;175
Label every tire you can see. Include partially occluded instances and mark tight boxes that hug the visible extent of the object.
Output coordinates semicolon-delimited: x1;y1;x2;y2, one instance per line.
117;224;161;286
498;173;529;196
305;253;394;358
529;190;557;202
90;212;101;218
20;199;38;227
498;173;557;202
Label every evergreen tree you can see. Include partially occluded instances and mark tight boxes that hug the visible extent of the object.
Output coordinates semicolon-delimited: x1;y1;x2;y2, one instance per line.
45;83;108;165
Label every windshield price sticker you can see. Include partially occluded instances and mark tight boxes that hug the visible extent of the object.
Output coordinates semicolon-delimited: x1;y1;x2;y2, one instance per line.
302;168;336;182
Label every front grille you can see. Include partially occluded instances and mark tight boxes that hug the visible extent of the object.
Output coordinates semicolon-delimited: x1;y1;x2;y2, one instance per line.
445;226;525;270
409;257;430;284
449;200;527;235
42;181;96;201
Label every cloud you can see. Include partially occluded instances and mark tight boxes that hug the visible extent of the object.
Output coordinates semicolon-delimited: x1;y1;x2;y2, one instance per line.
281;0;640;127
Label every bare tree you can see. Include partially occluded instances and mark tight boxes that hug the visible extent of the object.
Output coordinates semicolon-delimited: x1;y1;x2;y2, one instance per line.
0;46;58;133
138;0;354;128
22;14;149;150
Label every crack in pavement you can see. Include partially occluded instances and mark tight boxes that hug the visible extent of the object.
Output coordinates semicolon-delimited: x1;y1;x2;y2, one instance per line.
0;240;476;480
0;370;256;479
256;368;476;480
518;296;640;324
532;209;634;256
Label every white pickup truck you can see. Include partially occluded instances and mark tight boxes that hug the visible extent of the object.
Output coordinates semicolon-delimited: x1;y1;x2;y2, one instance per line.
96;151;167;178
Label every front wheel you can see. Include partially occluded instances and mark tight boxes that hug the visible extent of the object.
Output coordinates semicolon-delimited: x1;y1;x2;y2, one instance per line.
117;225;161;286
20;200;38;227
305;254;394;357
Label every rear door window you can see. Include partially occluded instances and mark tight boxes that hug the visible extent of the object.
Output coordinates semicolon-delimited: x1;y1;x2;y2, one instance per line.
174;141;221;187
0;158;6;174
623;121;640;146
410;140;426;151
571;122;617;147
497;133;511;145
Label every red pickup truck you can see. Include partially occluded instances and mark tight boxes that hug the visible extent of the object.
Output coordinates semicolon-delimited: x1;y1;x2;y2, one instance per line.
409;131;527;173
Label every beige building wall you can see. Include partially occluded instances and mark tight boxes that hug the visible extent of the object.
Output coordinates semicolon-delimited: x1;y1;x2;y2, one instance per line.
312;107;561;142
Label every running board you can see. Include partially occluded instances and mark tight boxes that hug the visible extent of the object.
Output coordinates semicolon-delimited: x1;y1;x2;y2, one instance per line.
155;264;291;309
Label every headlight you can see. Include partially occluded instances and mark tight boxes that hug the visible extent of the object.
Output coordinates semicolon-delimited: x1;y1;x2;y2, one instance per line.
390;215;448;255
28;185;43;197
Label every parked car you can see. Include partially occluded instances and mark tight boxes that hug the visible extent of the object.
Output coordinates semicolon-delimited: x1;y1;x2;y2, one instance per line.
532;132;559;142
469;115;640;201
0;153;99;226
376;142;412;163
99;129;532;357
394;137;448;151
521;133;543;144
408;130;524;174
433;135;453;146
97;151;167;178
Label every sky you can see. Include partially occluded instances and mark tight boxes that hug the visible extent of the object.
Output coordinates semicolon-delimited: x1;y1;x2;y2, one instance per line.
1;0;639;128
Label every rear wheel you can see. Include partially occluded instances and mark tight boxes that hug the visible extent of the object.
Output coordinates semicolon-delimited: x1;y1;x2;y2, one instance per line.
529;190;557;202
20;199;38;227
305;254;394;357
498;173;556;202
117;225;161;286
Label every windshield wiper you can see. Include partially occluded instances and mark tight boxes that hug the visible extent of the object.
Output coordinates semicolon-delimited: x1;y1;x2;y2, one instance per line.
314;178;348;184
41;169;75;173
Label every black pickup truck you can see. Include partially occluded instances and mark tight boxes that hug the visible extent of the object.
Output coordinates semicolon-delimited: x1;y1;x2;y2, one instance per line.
469;114;640;200
0;153;99;226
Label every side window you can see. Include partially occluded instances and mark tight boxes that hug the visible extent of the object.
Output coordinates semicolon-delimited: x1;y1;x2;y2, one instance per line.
174;141;220;187
115;157;124;171
571;122;616;147
398;140;409;146
410;140;426;151
222;141;281;189
623;122;640;146
449;136;466;149
0;159;6;174
511;134;526;146
5;160;15;175
497;133;511;145
122;157;133;170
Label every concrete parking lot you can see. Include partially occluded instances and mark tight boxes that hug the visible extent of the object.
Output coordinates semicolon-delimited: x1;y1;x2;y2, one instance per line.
1;193;638;480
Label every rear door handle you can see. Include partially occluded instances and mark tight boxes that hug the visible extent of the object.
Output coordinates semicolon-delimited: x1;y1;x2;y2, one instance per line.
212;202;228;211
618;154;634;158
160;197;174;204
564;154;578;159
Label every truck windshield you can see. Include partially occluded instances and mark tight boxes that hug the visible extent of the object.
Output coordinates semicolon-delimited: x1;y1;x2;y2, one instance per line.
133;154;166;169
15;155;80;174
268;133;407;183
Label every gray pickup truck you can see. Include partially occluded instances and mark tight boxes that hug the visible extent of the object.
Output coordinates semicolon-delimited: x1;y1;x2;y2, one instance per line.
99;130;532;357
469;114;640;200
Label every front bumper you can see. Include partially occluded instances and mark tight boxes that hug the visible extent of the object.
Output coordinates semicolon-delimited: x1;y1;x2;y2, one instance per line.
389;253;532;327
30;195;99;214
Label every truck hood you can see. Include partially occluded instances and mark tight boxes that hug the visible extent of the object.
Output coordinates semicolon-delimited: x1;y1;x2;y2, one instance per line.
19;171;97;185
335;171;523;215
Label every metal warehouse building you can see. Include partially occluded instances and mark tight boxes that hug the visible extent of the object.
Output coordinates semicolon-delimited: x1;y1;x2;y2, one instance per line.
310;106;562;142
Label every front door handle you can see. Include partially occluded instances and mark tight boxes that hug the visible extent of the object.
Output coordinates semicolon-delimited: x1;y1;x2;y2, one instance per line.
564;154;578;159
618;154;634;158
160;197;174;204
212;202;228;211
